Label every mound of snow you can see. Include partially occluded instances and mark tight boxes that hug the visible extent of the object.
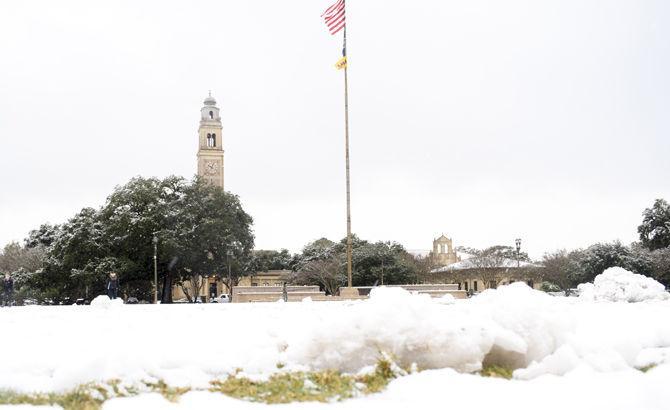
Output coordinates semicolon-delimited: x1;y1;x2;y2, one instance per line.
578;267;669;302
1;284;670;393
436;293;456;305
90;295;124;308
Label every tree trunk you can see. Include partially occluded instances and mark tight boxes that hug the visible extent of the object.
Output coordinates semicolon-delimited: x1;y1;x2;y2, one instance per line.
161;271;173;304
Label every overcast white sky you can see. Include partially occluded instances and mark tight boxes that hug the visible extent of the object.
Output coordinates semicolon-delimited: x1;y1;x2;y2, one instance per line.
1;0;669;259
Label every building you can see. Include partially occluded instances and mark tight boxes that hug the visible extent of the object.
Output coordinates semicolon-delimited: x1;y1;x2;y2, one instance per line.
429;234;461;266
238;270;291;287
172;270;292;303
430;257;543;292
422;234;543;292
196;92;225;189
172;276;225;303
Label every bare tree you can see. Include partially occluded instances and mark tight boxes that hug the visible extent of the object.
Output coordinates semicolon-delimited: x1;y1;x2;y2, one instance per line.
0;242;45;274
177;273;207;303
289;255;345;295
541;249;585;294
444;244;532;289
412;255;435;283
469;253;508;289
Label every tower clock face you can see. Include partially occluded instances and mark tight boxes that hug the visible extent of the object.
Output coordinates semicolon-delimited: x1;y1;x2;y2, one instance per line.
205;161;219;175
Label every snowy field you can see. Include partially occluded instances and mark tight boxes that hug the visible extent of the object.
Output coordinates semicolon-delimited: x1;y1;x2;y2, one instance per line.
1;268;669;409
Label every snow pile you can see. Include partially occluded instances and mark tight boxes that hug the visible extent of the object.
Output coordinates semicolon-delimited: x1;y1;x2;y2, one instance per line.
0;281;668;402
90;295;124;308
435;293;456;305
578;267;669;302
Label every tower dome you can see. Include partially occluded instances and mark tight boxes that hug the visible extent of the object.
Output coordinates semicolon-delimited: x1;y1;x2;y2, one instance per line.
201;91;221;121
204;93;217;106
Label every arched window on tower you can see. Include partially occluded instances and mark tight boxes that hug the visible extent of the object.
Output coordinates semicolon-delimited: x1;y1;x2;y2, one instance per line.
209;111;214;119
206;133;212;147
212;133;216;147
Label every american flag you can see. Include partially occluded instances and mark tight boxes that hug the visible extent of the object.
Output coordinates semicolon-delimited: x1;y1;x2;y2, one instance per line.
322;0;346;35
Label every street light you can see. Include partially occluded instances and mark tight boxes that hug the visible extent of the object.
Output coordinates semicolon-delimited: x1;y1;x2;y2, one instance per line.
153;234;158;304
226;249;233;302
515;238;522;269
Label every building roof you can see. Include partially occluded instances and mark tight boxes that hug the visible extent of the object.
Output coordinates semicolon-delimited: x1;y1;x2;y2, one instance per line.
252;269;292;277
431;257;542;273
407;249;431;257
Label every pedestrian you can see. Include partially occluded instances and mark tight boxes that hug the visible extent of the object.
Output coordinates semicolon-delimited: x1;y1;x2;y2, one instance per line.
2;273;14;307
107;272;119;300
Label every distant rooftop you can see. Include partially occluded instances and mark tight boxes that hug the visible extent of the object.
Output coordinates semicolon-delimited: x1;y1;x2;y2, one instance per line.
431;257;542;273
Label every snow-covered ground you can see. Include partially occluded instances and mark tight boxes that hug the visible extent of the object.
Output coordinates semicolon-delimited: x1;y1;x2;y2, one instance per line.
1;268;669;409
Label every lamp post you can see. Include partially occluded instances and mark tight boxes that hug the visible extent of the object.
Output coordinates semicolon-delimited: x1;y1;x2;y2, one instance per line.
153;234;158;304
515;238;522;269
226;249;233;302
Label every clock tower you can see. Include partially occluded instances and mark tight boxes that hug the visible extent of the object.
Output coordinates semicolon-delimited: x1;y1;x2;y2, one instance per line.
197;92;224;189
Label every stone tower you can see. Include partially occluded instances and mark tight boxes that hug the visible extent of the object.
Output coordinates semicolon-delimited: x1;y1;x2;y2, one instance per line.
430;234;460;266
196;92;224;189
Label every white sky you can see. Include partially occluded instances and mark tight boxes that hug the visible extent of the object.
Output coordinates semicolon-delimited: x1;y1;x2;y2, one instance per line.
1;0;669;259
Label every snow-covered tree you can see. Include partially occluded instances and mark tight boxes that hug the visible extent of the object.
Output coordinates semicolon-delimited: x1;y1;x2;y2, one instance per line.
290;236;418;291
648;247;670;287
25;175;254;303
165;177;254;302
245;249;294;273
638;199;670;251
572;242;652;285
25;224;60;249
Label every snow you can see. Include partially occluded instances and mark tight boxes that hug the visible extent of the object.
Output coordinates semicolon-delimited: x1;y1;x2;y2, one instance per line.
0;267;669;408
577;267;669;302
89;295;124;308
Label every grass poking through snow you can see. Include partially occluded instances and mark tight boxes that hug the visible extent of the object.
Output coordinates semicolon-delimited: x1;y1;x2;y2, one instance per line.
210;357;400;403
480;365;514;379
0;357;402;409
637;364;657;373
0;386;103;410
0;358;558;408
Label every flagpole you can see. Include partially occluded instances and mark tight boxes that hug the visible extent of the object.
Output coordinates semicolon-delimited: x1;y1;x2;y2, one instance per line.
343;25;353;289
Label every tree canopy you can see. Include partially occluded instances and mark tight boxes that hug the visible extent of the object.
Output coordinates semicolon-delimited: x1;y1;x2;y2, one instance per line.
17;176;254;303
290;235;418;293
638;199;670;251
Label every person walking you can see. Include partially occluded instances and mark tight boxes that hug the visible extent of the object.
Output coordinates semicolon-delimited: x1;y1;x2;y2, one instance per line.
2;273;14;307
107;272;119;300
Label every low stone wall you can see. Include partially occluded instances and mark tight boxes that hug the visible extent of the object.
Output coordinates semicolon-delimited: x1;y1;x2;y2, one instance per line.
232;285;320;298
234;291;326;303
393;284;460;291
339;284;465;299
231;284;466;303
